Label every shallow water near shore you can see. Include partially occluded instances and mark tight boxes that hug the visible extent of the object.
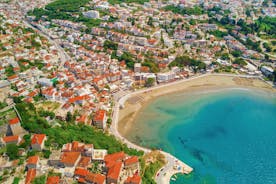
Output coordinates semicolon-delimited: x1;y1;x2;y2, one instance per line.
124;88;276;184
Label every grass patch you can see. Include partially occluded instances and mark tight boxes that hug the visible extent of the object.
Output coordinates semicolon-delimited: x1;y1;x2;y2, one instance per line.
35;101;60;111
141;151;166;183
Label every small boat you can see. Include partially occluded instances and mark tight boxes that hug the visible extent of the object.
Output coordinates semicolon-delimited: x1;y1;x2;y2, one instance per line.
171;178;176;181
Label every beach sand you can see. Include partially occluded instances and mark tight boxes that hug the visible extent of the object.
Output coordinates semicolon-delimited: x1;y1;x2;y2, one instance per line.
118;75;276;137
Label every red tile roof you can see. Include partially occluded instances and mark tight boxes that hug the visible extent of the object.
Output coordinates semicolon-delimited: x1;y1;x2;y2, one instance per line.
31;134;46;145
104;151;125;168
78;178;86;183
124;174;141;184
46;176;60;184
124;156;139;166
107;161;122;181
9;117;20;125
77;156;91;168
60;152;81;165
25;169;36;184
27;156;39;165
93;110;106;122
74;168;89;177
2;135;19;143
85;172;106;184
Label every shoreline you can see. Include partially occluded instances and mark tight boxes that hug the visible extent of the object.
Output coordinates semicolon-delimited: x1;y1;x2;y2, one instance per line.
112;73;275;184
118;74;275;139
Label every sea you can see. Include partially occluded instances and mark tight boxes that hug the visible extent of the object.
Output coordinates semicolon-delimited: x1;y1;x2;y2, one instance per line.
124;88;276;184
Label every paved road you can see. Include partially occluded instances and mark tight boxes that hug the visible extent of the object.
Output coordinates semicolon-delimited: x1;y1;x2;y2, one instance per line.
23;20;71;70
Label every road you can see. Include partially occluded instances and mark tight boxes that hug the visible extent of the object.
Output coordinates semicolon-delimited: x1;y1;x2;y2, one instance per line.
23;20;71;70
15;0;72;70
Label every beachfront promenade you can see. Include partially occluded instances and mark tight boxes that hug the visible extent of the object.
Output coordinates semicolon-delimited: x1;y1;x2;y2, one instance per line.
110;73;268;183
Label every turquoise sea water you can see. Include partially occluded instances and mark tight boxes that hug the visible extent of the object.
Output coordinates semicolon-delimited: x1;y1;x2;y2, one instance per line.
125;88;276;184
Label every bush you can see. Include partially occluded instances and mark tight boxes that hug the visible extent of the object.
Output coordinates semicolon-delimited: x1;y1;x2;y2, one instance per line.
6;144;19;160
43;150;51;159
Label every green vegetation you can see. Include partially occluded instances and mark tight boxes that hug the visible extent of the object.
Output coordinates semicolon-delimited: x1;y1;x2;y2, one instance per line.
208;30;228;39
231;50;242;57
142;60;159;73
45;0;89;12
6;144;19;160
32;175;46;184
12;177;20;184
108;0;149;5
14;100;143;156
19;134;31;149
169;55;206;73
163;5;204;16
220;53;230;60
29;0;101;28
0;101;8;109
118;52;136;69
214;16;276;39
5;65;15;77
145;78;155;87
233;58;247;66
263;42;272;52
103;40;118;51
141;151;166;184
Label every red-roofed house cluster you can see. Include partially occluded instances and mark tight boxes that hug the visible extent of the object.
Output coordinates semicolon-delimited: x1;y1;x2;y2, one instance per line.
45;141;141;184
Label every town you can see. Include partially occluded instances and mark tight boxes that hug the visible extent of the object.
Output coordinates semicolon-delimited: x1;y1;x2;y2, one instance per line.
0;0;275;183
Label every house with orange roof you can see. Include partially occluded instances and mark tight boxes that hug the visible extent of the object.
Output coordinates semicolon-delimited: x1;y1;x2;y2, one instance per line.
62;141;93;157
124;156;139;170
77;156;91;168
85;172;106;184
106;161;122;184
124;174;141;184
7;117;24;135
1;135;21;146
93;110;107;129
25;168;36;184
104;152;125;169
76;114;88;124
7;74;19;83
60;152;81;168
46;176;60;184
26;156;39;170
74;167;89;179
31;134;46;151
9;117;20;125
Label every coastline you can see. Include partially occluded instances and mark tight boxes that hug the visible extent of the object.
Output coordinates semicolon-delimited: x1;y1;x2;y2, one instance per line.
118;74;275;138
113;73;275;184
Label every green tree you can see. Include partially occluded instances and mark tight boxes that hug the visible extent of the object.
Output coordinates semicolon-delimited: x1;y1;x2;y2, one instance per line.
145;78;155;87
147;17;153;26
221;53;230;60
233;58;247;66
6;144;19;160
103;40;118;51
66;111;73;122
231;50;242;57
32;175;46;184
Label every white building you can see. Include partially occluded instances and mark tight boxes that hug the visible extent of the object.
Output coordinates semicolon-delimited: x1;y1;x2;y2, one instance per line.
157;71;176;83
83;10;100;19
260;66;274;77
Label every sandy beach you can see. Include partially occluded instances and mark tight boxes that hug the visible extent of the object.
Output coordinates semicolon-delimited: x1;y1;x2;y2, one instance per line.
118;74;276;137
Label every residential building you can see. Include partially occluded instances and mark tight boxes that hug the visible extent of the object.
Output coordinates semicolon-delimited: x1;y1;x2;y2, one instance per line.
26;156;39;170
93;110;107;129
31;134;46;151
60;152;81;168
